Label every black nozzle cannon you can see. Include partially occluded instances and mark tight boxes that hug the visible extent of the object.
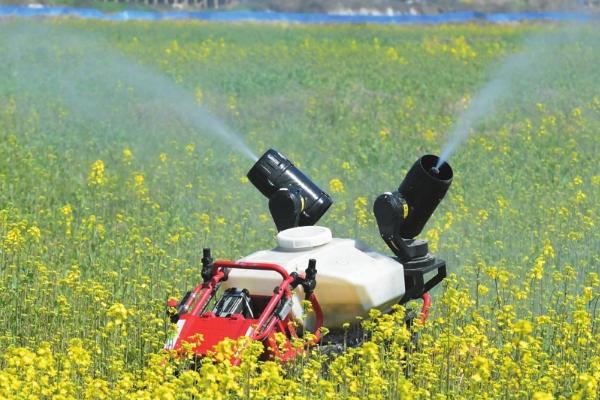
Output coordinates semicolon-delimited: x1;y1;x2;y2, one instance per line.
374;154;452;302
397;154;453;238
247;149;333;231
374;154;452;262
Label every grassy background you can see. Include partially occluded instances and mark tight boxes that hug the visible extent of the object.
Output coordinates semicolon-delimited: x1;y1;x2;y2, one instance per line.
0;18;599;398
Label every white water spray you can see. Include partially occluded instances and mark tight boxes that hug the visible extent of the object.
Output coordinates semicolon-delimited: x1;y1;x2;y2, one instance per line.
435;26;594;169
436;44;536;168
2;20;258;162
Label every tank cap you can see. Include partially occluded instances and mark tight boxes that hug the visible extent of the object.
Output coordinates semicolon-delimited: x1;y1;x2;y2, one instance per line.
276;226;332;249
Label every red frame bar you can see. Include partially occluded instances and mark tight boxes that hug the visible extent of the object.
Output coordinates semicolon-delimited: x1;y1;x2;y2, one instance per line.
175;259;324;356
420;293;432;323
213;259;292;279
252;276;295;340
211;260;324;342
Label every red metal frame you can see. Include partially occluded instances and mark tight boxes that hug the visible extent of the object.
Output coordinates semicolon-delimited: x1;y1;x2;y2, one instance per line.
419;293;432;323
165;260;323;364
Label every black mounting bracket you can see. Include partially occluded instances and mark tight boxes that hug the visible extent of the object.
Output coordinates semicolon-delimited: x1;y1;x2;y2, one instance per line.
201;248;214;283
268;187;304;232
399;258;446;303
291;259;318;300
201;247;230;284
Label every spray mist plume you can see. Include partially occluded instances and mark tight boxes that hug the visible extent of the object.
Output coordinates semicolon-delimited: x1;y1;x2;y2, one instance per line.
0;20;257;162
436;24;600;168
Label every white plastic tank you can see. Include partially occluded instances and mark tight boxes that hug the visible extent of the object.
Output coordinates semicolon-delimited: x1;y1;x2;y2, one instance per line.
222;226;406;328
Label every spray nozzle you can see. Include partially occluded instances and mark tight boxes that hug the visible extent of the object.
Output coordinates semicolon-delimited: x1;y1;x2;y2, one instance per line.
374;154;452;302
247;149;333;232
373;154;453;260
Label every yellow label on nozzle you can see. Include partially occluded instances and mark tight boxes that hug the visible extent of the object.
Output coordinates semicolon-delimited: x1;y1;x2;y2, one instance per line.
403;203;409;219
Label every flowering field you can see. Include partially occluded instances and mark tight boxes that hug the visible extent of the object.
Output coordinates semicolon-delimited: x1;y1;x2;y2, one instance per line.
0;18;599;399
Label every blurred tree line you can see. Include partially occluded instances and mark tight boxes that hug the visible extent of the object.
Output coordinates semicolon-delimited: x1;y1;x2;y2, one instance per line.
1;0;598;13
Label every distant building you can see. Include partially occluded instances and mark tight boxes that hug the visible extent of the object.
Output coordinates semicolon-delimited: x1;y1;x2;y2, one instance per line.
100;0;234;8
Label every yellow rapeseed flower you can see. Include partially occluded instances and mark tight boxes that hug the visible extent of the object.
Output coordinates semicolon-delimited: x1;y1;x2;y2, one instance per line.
379;127;390;140
107;303;129;326
88;159;107;186
513;319;533;336
27;225;41;242
329;178;345;193
3;227;24;252
122;147;133;164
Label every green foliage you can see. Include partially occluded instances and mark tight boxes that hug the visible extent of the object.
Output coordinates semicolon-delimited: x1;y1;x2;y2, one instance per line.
0;19;599;398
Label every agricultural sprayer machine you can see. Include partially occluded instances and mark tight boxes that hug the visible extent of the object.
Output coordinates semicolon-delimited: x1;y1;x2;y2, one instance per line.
164;149;453;363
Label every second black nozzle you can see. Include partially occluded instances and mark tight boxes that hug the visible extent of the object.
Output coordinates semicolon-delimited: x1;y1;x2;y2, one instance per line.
397;154;453;238
374;154;453;245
